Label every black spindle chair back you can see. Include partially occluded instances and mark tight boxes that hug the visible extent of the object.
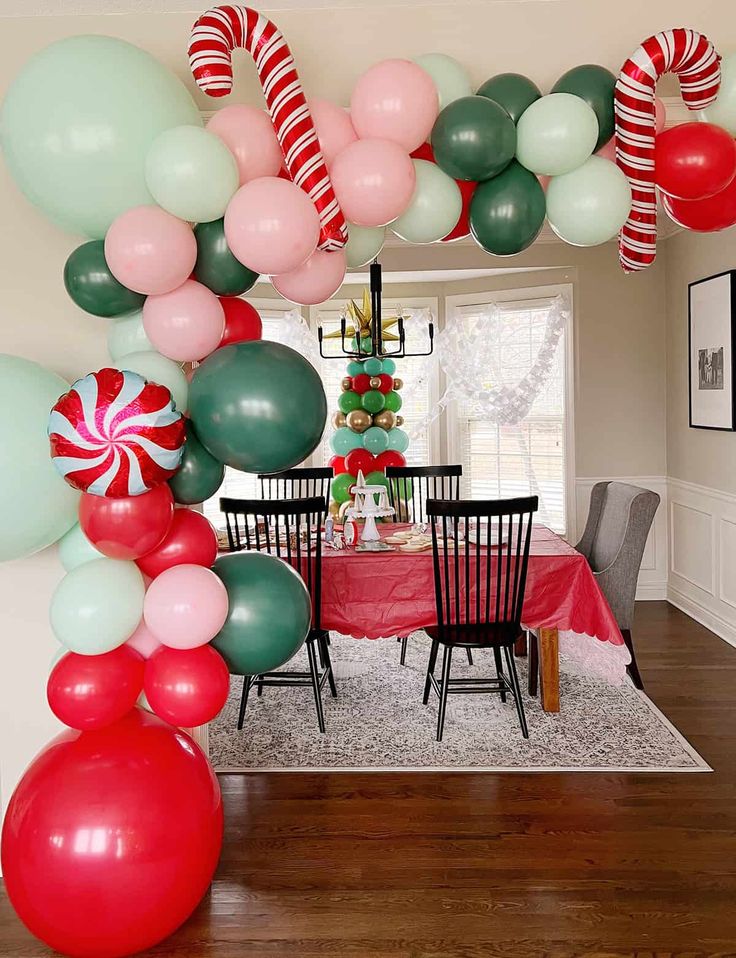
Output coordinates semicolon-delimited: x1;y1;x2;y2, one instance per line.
385;464;462;524
258;467;332;507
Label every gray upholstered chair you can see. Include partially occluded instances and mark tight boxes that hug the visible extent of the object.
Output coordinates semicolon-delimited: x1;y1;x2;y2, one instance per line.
575;481;660;689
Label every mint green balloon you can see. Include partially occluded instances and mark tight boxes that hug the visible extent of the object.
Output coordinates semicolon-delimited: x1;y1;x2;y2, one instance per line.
363;357;383;376
700;53;736;134
0;355;79;562
387;427;410;453
107;310;153;362
145;125;239;224
330;427;364;455
546;156;631;247
50;558;145;654
115;350;188;414
344;223;386;268
516;93;598;176
363;426;389;454
1;35;201;238
58;522;104;571
413;53;472;111
392;159;462;244
381;358;396;376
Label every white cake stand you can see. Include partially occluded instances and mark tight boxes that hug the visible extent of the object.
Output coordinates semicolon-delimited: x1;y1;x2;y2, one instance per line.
346;470;395;550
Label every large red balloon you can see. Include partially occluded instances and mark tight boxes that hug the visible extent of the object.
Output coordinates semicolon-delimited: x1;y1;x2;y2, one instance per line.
344;448;376;476
79;484;174;560
1;709;222;958
47;646;144;731
411;141;476;241
662;173;736;232
144;645;230;727
136;508;218;578
655;122;736;201
375;450;407;471
218;297;262;348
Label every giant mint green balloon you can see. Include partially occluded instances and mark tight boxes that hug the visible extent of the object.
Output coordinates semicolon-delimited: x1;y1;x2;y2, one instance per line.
476;72;541;125
391;159;462;244
700;53;736;134
168;422;225;505
64;241;145;318
413;53;473;111
552;64;616;151
115;351;188;414
546;155;631;247
0;35;201;238
516;93;599;177
470;160;546;256
107;311;153;362
194;218;259;297
0;355;79;562
431;95;516;182
344;223;386;269
189;341;327;474
212;552;311;675
58;522;104;572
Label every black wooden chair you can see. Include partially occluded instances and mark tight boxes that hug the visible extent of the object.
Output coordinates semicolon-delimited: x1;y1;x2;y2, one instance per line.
259;467;332;515
219;495;336;734
423;496;538;741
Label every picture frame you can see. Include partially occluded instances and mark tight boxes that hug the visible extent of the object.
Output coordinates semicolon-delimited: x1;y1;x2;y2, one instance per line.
688;270;736;431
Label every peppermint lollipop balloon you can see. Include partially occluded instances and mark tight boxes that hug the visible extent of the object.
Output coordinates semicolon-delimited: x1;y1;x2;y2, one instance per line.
49;368;185;497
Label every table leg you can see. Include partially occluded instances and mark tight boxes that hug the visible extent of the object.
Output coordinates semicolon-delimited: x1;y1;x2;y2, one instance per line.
514;633;528;657
538;627;560;713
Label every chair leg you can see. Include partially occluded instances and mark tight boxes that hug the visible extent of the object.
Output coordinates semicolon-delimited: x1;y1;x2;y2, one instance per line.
466;648;473;666
436;646;453;742
256;675;264;697
399;635;408;666
621;628;644;690
493;646;507;702
319;632;337;698
528;631;538;698
306;637;326;733
237;675;251;730
423;639;439;705
504;645;529;739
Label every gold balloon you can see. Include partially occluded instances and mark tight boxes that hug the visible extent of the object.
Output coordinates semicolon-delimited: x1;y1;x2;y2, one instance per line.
341;377;353;391
369;376;381;389
392;377;403;391
332;411;347;429
373;410;396;431
346;409;371;433
395;415;404;427
328;500;342;519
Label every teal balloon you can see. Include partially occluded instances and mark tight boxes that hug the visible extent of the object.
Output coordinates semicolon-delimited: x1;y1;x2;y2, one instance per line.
0;35;201;238
381;358;396;376
413;53;473;111
551;64;616;151
115;351;188;414
194;218;259;297
362;357;383;376
347;360;364;377
476;73;542;125
168;422;225;505
58;523;104;572
0;355;79;562
516;93;598;176
338;390;362;414
387;428;410;454
432;95;516;182
107;311;153;362
212;552;311;675
363;426;389;454
331;427;364;456
391;159;462;244
50;558;145;654
350;335;372;355
64;241;145;318
344;223;386;268
546;155;631;246
189;341;327;474
470;160;546;256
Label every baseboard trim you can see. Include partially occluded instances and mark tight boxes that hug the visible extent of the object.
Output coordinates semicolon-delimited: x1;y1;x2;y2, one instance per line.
637;583;668;601
667;585;736;648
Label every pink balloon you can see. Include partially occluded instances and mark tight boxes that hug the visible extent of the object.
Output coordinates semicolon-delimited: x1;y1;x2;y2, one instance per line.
143;280;225;362
143;564;229;650
330;138;416;227
104;206;196;296
536;174;551;191
207;105;283;185
272;249;347;305
351;58;439;153
655;96;667;134
595;139;617;162
126;619;162;660
224;176;320;276
309;99;358;166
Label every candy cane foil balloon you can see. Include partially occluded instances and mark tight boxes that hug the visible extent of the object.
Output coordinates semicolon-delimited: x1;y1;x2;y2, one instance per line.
188;5;347;251
615;28;721;272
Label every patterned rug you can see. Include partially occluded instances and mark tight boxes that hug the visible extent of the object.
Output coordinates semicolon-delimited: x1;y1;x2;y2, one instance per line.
209;633;709;772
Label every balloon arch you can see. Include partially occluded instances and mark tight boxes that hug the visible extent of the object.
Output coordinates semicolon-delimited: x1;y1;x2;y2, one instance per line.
2;6;736;955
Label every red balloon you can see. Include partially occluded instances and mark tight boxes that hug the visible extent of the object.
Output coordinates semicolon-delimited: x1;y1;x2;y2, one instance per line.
218;297;262;347
47;647;144;731
79;484;174;560
328;454;347;475
352;373;371;395
662;173;736;232
1;709;222;958
145;645;230;727
655;122;736;200
410;141;476;241
136;508;218;578
377;373;393;394
375;450;406;471
344;448;376;476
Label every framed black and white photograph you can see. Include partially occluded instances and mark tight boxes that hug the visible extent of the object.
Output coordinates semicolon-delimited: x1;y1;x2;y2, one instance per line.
688;271;736;431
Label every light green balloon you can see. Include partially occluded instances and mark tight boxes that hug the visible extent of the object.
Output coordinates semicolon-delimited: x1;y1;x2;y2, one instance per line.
107;310;153;362
0;354;79;562
344;223;386;268
145;125;239;224
115;350;188;414
546;155;631;247
414;53;473;112
391;159;462;244
387;428;410;453
57;522;105;571
49;645;68;673
50;558;145;654
0;35;201;238
516;93;598;176
699;53;736;134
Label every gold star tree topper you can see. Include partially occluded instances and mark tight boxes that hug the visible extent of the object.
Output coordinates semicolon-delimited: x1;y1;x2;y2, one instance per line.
324;288;402;343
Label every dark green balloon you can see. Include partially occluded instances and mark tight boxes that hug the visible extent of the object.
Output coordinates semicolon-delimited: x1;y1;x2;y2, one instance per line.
470;161;546;256
552;64;616;150
194;218;259;297
64;241;145;318
212;551;311;675
189;340;327;474
431;95;516;182
168;422;225;505
476;72;542;124
383;391;402;413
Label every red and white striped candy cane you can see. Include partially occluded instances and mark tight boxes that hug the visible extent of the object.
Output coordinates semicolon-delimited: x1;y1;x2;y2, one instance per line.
615;28;721;272
188;5;347;251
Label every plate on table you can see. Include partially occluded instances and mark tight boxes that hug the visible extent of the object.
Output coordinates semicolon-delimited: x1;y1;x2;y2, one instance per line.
467;523;509;546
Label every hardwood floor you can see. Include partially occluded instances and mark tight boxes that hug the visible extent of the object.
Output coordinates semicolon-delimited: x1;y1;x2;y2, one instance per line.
3;601;736;957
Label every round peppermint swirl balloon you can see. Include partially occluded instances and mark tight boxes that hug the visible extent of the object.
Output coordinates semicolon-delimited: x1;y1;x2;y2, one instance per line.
49;368;186;497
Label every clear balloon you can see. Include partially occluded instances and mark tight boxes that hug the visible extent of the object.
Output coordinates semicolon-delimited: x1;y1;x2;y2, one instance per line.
57;522;104;572
115;350;189;414
391;159;462;244
107;310;153;362
516;93;599;176
310;98;358;165
331;138;416;227
207;104;283;184
144;564;229;650
272;249;347;305
546;156;631;246
351;58;439;152
413;53;473;112
143;279;225;362
699;53;736;134
47;645;144;730
344;222;386;268
105;206;196;296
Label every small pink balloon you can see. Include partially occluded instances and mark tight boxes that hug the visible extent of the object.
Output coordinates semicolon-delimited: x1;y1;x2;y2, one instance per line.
655;96;667;134
595;139;617;162
309;99;358;166
224;176;320;276
537;174;551;191
126;619;162;660
143;564;229;650
351;58;439;153
272;249;347;305
104;206;196;296
331;138;416;227
143;279;225;362
207;104;283;185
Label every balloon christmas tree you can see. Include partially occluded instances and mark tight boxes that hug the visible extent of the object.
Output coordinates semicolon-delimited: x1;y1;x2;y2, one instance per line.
327;290;410;517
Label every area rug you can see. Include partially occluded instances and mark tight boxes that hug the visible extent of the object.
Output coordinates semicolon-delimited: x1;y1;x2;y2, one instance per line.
209;633;709;773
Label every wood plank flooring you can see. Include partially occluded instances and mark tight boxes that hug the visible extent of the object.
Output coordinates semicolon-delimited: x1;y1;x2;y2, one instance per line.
3;601;736;957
